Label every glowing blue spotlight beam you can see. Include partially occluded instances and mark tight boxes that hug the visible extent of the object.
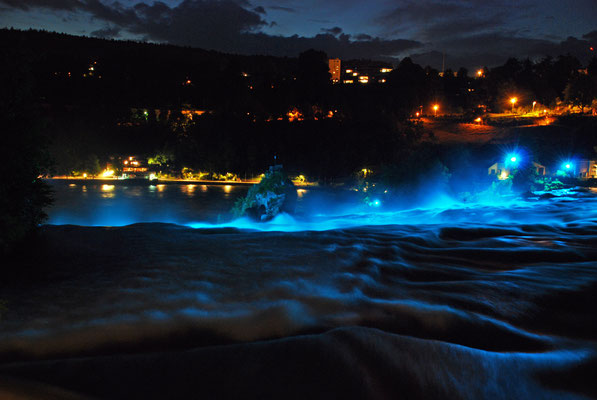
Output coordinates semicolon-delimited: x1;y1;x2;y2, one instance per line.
368;199;381;207
505;153;520;166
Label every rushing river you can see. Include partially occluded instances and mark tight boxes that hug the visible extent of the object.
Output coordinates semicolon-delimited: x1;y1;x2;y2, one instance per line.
1;181;596;399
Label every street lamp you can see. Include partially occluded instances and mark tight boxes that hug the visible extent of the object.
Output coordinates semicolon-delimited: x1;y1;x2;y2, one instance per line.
532;101;537;113
510;97;517;114
476;69;483;77
433;104;439;117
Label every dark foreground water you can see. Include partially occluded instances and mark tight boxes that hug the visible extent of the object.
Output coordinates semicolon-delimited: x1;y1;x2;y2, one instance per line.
1;182;596;399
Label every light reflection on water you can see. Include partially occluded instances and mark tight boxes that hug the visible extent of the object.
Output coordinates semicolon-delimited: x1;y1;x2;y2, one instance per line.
47;181;256;225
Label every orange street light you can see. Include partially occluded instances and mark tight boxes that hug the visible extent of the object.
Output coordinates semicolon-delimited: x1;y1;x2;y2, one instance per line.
433;104;439;116
532;101;537;112
510;97;517;114
476;69;483;77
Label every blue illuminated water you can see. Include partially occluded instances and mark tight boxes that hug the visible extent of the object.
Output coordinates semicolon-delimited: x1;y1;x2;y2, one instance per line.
2;181;597;398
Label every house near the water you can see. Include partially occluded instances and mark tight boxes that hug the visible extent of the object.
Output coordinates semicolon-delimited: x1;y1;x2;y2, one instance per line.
488;162;508;179
578;159;597;178
121;156;157;180
488;161;546;180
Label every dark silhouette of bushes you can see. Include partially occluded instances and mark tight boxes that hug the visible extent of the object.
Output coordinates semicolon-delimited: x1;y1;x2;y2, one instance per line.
0;47;53;255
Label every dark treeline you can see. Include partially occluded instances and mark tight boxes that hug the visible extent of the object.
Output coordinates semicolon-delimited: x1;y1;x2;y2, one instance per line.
3;28;596;117
2;29;597;178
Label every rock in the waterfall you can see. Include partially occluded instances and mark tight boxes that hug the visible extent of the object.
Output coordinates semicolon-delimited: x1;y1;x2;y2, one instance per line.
233;165;298;222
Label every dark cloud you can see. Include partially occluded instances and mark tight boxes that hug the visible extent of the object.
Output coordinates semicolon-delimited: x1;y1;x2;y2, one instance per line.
378;0;519;41
234;32;420;60
321;26;342;36
380;0;470;26
0;0;422;59
354;33;372;41
0;0;82;11
373;0;596;69
268;5;295;13
421;14;506;41
583;30;597;42
91;25;121;38
408;32;597;70
253;5;265;14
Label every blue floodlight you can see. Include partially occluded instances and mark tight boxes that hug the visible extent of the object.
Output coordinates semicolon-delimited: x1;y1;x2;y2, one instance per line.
564;163;572;170
505;153;520;166
369;199;381;207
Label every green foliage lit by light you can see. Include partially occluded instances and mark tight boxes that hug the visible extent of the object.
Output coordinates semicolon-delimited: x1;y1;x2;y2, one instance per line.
232;169;289;217
537;177;564;191
148;154;171;166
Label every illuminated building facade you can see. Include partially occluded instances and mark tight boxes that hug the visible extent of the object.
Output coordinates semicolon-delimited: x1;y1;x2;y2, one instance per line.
578;159;597;178
341;60;393;84
488;161;546;180
328;58;341;83
122;156;149;178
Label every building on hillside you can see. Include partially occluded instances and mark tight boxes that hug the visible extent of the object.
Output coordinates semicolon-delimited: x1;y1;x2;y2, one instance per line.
122;156;156;180
488;162;508;179
328;58;341;83
578;159;597;178
341;60;393;84
533;162;546;176
488;161;546;179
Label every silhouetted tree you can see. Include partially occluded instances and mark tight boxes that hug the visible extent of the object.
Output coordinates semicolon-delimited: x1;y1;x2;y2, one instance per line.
564;74;596;112
388;57;427;110
296;49;331;104
0;47;53;255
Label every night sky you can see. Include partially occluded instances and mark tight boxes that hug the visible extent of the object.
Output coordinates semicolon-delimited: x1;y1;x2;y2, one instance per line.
1;0;596;69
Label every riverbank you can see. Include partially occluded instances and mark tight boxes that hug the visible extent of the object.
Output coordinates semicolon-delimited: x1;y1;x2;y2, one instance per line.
46;177;323;188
